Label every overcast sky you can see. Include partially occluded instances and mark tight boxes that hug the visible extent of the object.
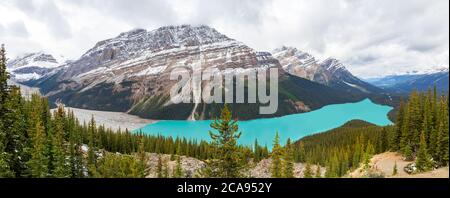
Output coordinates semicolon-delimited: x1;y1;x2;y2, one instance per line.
0;0;448;77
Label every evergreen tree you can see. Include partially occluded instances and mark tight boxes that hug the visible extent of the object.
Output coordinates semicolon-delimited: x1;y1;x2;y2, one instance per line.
303;162;313;178
392;161;398;176
325;152;339;178
0;44;9;115
2;86;28;177
352;135;363;168
0;44;14;177
207;104;244;178
173;141;184;178
363;141;374;170
315;164;321;178
253;139;260;162
28;119;48;177
416;131;433;172
67;111;83;178
87;116;97;177
156;155;163;178
283;138;294;178
51;106;69;177
391;99;405;151
429;127;439;160
437;97;449;165
400;106;411;157
136;137;148;178
403;142;414;161
163;158;169;178
270;132;283;178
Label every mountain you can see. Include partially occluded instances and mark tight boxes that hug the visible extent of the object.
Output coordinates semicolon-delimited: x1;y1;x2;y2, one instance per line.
272;46;382;95
6;52;64;82
365;68;449;93
33;25;367;120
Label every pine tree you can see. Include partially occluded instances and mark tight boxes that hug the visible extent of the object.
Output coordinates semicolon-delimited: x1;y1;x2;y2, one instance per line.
315;164;321;178
28;119;48;177
391;99;405;151
325;152;339;178
87;116;97;177
2;86;28;177
163;158;169;178
173;141;184;178
0;124;13;177
283;138;294;178
136;137;148;178
392;161;398;176
400;105;411;155
270;132;283;178
363;141;374;170
207;104;244;178
156;155;163;178
303;162;313;178
0;44;9;114
403;142;414;161
253;139;260;162
51;106;69;177
408;91;422;149
0;44;14;177
416;131;433;172
436;97;449;165
352;135;363;168
67;110;83;178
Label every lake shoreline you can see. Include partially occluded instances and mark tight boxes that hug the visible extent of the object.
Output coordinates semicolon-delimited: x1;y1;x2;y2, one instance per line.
51;107;157;131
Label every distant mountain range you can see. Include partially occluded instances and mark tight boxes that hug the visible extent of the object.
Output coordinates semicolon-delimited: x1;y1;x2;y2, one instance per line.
6;52;66;82
365;68;449;93
6;25;403;120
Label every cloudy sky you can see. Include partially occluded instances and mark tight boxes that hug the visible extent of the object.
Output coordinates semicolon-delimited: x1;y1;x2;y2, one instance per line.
0;0;448;77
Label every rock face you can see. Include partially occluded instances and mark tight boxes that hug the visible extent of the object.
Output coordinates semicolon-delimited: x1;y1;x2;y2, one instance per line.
145;153;206;178
273;46;381;95
7;52;63;82
34;25;366;120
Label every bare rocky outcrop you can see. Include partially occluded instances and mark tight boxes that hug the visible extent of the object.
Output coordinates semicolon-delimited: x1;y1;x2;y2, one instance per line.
144;153;206;178
249;158;325;178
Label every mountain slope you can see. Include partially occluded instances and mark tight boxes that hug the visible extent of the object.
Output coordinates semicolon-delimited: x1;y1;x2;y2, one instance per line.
35;25;367;120
273;46;382;95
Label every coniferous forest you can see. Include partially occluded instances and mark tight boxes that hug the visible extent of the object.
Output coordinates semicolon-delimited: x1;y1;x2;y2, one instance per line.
1;45;449;178
293;89;449;177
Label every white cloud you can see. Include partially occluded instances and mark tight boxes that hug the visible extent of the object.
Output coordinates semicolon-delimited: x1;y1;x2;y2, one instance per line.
0;0;448;77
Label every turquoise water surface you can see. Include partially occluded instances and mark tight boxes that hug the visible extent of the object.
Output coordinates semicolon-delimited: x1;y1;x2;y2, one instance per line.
135;99;393;147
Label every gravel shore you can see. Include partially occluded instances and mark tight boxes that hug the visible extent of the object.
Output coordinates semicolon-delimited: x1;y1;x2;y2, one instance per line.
52;107;156;131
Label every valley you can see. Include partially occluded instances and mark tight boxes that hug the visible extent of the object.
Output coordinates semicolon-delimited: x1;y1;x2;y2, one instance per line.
1;24;448;179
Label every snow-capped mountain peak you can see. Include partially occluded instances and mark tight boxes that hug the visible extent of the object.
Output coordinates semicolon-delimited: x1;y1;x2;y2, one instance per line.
6;52;63;82
319;58;348;74
7;52;60;69
273;46;380;94
83;24;232;59
272;46;316;67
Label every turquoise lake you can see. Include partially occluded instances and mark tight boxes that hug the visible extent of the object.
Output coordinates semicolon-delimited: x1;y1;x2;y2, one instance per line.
135;99;393;147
